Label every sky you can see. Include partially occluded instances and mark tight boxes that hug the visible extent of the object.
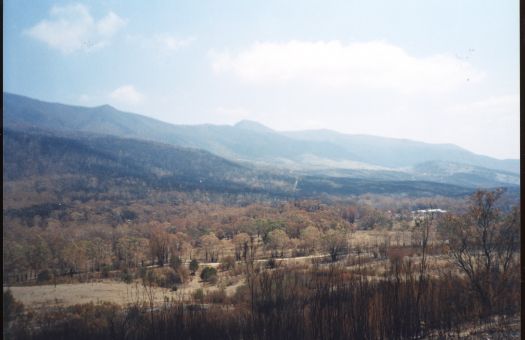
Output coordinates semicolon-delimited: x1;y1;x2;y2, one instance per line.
3;0;520;159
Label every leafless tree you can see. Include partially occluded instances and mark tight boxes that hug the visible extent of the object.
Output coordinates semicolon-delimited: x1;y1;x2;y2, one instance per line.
444;190;520;317
322;228;348;262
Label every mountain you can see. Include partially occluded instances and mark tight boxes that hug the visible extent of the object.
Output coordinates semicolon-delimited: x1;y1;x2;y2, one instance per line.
409;161;520;188
3;93;360;165
2;128;294;196
3;93;519;187
3;128;477;198
282;129;519;174
234;120;275;134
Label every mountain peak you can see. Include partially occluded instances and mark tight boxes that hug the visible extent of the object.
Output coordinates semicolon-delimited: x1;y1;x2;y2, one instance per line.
95;104;117;111
234;120;274;133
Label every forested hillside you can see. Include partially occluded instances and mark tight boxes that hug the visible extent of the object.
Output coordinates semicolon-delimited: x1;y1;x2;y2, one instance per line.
4;92;519;176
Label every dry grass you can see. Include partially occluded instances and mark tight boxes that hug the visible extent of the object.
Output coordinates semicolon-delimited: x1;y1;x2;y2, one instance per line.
4;272;245;311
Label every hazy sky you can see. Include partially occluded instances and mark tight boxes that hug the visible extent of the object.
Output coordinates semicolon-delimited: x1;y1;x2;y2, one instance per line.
4;0;519;159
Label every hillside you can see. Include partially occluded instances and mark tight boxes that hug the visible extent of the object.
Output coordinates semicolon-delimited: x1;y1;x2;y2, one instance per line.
4;93;519;178
282;129;519;173
2;93;357;164
409;161;520;188
3;128;296;197
3;128;478;201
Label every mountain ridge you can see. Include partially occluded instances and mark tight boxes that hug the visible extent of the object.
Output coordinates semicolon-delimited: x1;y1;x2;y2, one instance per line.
4;127;481;199
3;92;519;176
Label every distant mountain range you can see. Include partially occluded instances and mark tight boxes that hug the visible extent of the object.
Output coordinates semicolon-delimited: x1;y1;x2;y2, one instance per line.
4;128;480;198
3;92;520;192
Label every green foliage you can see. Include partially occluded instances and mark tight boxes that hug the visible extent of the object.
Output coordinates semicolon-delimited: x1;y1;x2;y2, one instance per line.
256;219;285;244
189;259;199;273
200;266;218;283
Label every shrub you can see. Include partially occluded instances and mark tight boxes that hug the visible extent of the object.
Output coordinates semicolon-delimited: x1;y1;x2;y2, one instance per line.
37;269;52;282
230;284;249;305
193;288;204;303
205;289;227;304
176;266;190;284
219;256;236;271
101;264;111;278
145;267;183;287
166;268;183;285
200;266;218;283
120;269;133;283
189;259;199;273
170;255;182;270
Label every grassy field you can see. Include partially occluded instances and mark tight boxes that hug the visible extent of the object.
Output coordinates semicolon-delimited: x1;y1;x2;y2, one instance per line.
4;272;245;310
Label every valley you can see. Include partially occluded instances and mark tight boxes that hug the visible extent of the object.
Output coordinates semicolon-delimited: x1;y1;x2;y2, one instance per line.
3;94;520;339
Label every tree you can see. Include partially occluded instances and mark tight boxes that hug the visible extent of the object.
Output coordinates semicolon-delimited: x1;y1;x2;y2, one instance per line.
200;266;218;283
170;232;192;261
25;237;51;278
341;206;357;223
114;237;127;270
358;208;392;230
413;210;434;337
87;237;110;271
233;233;250;260
149;227;170;267
170;255;182;270
256;219;283;244
299;226;321;255
200;233;220;262
3;241;28;282
444;190;520;317
322;229;348;262
61;241;87;277
189;259;199;274
267;229;289;258
219;255;236;271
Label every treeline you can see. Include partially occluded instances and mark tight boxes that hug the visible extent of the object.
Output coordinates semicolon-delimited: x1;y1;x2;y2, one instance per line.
0;187;497;285
2;195;422;285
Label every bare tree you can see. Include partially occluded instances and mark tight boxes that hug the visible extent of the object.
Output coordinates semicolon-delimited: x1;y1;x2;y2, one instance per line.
414;209;434;337
444;190;520;317
233;232;250;260
267;229;289;258
300;225;321;255
322;228;348;262
149;227;170;267
200;233;220;262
